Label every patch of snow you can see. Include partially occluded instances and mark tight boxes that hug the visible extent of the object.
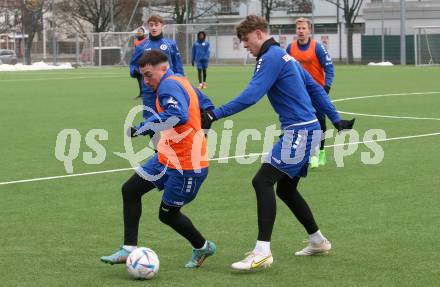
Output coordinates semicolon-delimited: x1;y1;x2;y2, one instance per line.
367;61;394;66
0;61;74;72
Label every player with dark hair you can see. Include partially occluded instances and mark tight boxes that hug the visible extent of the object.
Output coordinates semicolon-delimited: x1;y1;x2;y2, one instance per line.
129;14;184;120
202;15;354;271
287;17;335;168
102;50;216;268
192;31;210;89
132;26;147;99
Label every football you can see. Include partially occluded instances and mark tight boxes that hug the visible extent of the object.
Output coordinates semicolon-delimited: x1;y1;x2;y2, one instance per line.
126;247;160;280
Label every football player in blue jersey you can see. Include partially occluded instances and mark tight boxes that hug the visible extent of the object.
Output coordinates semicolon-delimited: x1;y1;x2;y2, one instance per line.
192;31;210;89
129;14;184;120
202;15;355;271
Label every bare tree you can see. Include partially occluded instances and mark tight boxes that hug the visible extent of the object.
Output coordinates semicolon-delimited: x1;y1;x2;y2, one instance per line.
56;0;147;35
147;0;218;24
0;0;47;64
57;0;122;33
325;0;364;63
262;0;312;22
261;0;275;22
0;1;22;34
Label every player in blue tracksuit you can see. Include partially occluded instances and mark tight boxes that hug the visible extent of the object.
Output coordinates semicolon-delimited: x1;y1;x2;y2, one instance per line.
129;14;184;120
191;31;210;89
202;15;355;271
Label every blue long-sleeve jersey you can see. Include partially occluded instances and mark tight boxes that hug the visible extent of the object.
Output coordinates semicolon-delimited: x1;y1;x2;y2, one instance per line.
130;35;185;120
286;39;334;87
192;40;210;64
135;69;214;132
212;39;340;130
130;36;184;77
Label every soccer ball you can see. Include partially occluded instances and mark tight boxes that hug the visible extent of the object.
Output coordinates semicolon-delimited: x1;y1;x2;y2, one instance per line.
126;247;160;280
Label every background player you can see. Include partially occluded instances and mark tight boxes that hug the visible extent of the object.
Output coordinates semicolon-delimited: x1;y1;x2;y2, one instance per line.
287;17;334;168
101;50;216;268
129;14;184;120
131;26;147;99
192;31;210;89
202;15;354;271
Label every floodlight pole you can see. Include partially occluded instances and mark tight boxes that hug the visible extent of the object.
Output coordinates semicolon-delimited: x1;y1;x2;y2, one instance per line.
381;0;385;62
400;0;406;65
51;0;57;65
337;0;341;61
311;0;315;37
43;13;47;60
185;0;190;64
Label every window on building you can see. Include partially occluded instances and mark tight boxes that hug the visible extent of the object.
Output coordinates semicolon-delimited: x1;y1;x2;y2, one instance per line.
217;0;240;15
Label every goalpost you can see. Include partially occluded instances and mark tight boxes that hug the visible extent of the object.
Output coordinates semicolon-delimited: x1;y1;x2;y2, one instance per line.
414;26;440;66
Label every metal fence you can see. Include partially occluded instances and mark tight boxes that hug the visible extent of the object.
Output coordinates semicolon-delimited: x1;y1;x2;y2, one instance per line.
1;23;434;66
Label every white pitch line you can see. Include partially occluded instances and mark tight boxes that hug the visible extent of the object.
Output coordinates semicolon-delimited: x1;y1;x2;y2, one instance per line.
0;167;135;186
0;75;126;82
1;131;440;186
332;91;440;103
1;91;439;186
337;111;440;121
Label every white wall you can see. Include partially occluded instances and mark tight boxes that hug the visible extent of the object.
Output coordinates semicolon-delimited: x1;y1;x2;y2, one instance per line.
207;32;362;62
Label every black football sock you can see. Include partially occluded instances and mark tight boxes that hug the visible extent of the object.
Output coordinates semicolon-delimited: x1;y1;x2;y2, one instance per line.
252;163;286;241
122;173;156;245
202;68;207;82
197;68;202;84
318;117;327;150
276;176;319;234
136;74;143;98
158;201;206;249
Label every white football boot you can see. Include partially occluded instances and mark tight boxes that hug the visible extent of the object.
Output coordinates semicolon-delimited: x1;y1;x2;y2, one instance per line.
231;251;273;271
295;239;332;256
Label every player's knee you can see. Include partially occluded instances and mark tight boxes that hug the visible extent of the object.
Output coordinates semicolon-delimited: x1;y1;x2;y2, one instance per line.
252;173;271;192
275;187;287;200
158;209;169;224
158;204;178;225
252;174;261;190
121;181;131;199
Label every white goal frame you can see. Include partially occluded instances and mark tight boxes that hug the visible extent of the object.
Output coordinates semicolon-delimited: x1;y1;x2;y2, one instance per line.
414;26;440;66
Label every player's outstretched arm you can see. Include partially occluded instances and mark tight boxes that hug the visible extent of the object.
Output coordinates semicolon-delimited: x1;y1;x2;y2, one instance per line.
211;53;281;122
195;88;215;112
299;63;355;131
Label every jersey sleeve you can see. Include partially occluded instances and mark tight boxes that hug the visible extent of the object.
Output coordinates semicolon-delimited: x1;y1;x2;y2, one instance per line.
135;80;189;134
286;43;292;55
194;87;215;111
298;63;340;124
213;52;282;120
315;43;334;87
129;44;144;77
171;41;185;76
206;42;211;59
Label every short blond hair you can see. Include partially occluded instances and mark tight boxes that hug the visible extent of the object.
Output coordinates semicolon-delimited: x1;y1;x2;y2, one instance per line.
295;17;311;29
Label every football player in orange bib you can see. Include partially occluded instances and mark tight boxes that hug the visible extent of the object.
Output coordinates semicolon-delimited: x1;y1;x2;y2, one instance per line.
287;17;334;168
101;50;216;269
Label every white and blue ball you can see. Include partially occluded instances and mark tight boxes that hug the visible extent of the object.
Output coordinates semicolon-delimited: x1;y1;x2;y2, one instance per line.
126;247;160;280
